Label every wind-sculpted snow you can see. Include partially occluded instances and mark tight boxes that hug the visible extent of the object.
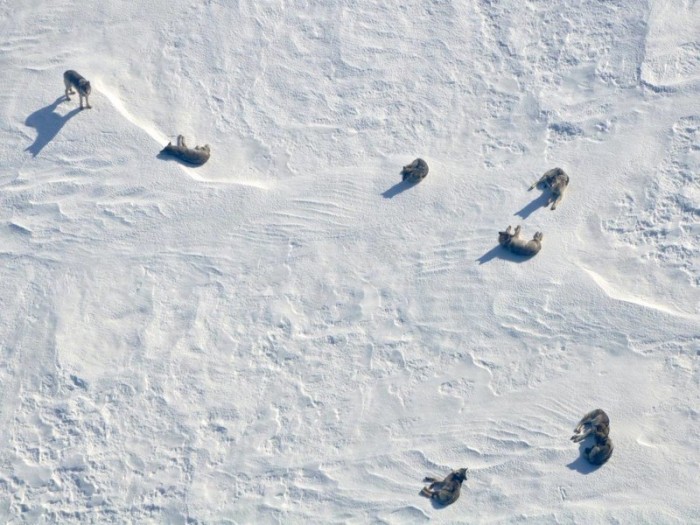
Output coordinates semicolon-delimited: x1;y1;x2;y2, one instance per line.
1;0;698;522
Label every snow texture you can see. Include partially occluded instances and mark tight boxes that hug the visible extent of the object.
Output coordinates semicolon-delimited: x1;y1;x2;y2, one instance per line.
1;0;699;523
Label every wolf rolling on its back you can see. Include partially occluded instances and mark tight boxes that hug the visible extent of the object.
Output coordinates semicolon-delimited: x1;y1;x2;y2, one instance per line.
571;409;613;465
160;135;211;166
498;225;543;256
63;70;92;109
420;468;468;506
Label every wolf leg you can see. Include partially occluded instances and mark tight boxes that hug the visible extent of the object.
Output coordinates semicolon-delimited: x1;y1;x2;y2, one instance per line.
571;427;592;442
550;193;563;210
529;173;547;190
571;433;586;443
64;78;75;98
573;416;590;434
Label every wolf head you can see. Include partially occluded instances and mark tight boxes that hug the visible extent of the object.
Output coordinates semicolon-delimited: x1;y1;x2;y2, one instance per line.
498;227;513;246
453;468;468;482
79;79;91;95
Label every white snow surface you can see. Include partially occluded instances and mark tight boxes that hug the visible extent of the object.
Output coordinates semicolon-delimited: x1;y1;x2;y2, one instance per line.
1;1;699;523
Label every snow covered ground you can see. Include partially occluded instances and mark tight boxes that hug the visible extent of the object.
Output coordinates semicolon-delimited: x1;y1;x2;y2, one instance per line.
1;0;698;523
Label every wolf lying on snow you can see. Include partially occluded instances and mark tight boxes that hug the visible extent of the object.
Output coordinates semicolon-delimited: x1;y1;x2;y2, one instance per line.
498;225;543;256
529;167;569;210
571;409;613;465
420;468;468;506
63;70;92;109
401;158;429;183
160;135;211;166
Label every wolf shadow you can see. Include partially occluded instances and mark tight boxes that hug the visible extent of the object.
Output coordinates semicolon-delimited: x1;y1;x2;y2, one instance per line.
25;96;81;157
566;441;605;475
382;179;422;199
514;192;551;219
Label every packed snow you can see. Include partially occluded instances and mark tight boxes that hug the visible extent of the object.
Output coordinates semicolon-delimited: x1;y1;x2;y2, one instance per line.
1;0;698;523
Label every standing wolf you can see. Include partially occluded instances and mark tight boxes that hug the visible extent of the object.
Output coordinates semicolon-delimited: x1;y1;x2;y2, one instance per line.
420;468;468;506
63;70;92;109
160;135;211;166
529;167;569;210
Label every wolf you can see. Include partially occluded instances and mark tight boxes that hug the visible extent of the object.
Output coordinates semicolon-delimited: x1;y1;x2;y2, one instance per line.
420;468;468;506
160;135;211;166
529;167;569;210
498;225;543;256
571;409;610;443
63;70;92;109
572;409;613;465
401;158;429;183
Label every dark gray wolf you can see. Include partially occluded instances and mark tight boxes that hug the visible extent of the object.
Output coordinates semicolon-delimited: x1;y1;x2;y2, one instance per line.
420;468;468;506
160;135;211;166
401;158;429;183
529;167;569;210
63;70;92;109
572;409;613;465
498;225;543;256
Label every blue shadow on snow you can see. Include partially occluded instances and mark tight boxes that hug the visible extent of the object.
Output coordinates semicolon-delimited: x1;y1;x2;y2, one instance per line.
25;96;82;157
382;179;421;199
514;192;550;219
476;245;536;265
